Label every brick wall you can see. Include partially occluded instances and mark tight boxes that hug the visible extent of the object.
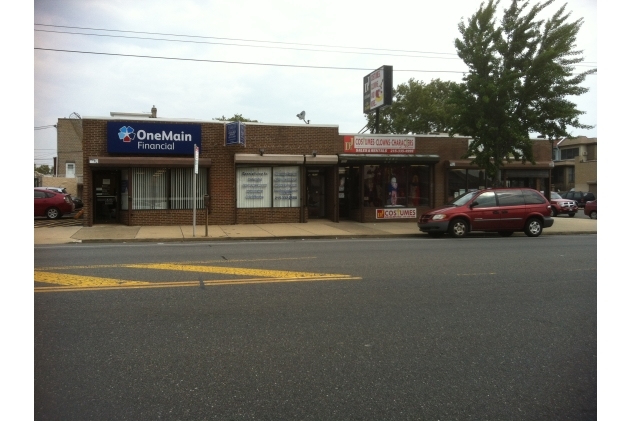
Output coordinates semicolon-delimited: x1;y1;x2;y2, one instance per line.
82;120;339;226
81;120;554;226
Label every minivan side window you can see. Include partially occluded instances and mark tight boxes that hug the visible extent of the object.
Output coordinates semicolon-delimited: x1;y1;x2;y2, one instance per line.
522;189;546;204
474;191;497;207
496;190;525;206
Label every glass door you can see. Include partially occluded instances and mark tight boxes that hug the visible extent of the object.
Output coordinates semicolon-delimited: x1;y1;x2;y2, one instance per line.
93;171;119;223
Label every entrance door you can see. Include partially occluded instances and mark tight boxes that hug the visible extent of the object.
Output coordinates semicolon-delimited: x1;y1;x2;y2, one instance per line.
93;171;119;224
307;170;326;219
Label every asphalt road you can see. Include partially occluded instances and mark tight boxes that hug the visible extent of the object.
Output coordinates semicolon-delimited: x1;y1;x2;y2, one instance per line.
35;236;597;420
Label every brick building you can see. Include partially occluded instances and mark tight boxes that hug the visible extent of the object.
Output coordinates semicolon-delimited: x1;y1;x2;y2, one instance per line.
78;114;554;226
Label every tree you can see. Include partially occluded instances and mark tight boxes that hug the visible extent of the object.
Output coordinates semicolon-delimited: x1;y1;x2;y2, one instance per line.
451;0;596;183
364;78;459;134
34;164;53;175
214;114;259;123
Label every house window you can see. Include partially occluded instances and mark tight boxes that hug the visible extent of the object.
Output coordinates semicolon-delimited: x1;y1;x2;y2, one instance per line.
66;163;75;178
568;167;575;183
560;148;579;160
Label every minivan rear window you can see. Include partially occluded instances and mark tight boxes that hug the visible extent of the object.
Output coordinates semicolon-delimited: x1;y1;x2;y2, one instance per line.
523;189;546;204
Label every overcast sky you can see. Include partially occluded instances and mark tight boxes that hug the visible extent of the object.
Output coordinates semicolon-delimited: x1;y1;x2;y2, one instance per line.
33;0;597;166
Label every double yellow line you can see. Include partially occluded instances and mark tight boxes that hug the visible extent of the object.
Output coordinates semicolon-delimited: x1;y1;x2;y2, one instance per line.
34;262;360;293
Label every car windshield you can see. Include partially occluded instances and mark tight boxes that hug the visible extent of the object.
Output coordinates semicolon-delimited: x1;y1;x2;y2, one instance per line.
450;191;478;206
551;192;562;199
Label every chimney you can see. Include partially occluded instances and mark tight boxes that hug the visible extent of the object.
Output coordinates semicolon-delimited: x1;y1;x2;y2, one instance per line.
151;105;157;118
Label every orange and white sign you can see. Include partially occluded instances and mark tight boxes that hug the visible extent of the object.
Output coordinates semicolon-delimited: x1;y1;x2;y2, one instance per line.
376;208;417;219
343;135;415;154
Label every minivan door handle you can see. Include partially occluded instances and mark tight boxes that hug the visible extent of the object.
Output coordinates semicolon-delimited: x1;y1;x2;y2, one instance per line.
492;211;500;214
501;210;509;214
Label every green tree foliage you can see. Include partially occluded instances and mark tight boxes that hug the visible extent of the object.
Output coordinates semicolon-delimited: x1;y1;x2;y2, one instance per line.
365;78;459;134
452;0;595;182
214;114;259;122
34;164;52;175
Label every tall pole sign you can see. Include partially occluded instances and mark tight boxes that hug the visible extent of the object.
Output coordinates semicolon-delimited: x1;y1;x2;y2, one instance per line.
363;65;393;134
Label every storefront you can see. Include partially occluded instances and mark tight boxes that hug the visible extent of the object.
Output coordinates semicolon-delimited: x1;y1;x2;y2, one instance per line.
79;116;553;226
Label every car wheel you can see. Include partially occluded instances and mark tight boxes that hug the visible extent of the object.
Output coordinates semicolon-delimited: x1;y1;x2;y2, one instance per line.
590;211;597;220
524;218;542;237
568;213;575;217
449;219;468;238
498;231;514;237
551;207;558;217
46;207;60;219
428;232;443;238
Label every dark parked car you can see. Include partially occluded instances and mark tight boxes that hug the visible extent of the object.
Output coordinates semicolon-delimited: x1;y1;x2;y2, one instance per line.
418;188;554;238
43;187;69;195
584;200;597;219
71;196;84;210
34;188;75;219
549;191;578;217
561;190;595;208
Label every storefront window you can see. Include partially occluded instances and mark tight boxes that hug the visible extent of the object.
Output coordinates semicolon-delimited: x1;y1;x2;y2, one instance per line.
131;167;207;210
236;166;301;208
363;164;430;207
449;168;491;200
273;167;300;208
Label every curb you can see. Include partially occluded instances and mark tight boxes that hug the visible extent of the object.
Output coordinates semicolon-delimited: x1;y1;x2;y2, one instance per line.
69;231;597;244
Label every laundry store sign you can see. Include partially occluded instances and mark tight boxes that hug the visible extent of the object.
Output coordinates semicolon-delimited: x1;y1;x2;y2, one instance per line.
107;122;201;155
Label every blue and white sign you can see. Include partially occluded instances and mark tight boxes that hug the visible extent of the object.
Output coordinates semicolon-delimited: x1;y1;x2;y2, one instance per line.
107;122;201;155
225;122;246;146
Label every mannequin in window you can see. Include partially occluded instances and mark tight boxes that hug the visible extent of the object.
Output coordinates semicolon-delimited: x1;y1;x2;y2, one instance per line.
388;177;398;206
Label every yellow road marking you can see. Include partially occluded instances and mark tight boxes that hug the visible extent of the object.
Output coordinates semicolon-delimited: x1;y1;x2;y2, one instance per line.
37;257;318;271
123;263;349;279
34;271;150;288
35;276;361;293
456;272;497;276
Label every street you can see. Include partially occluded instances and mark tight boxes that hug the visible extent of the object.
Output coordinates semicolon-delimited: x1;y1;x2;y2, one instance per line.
35;236;597;420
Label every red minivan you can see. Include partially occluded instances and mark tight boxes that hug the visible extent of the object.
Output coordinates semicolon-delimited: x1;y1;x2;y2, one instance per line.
418;188;554;238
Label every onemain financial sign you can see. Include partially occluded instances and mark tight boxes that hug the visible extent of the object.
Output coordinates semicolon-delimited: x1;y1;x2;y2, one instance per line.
107;122;201;155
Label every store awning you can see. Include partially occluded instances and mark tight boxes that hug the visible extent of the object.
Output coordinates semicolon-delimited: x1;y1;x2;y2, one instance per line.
235;154;306;165
235;153;338;165
88;156;212;168
338;154;440;164
447;160;554;170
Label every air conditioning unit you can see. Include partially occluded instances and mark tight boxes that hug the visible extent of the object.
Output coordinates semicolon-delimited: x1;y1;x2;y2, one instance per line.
582;151;588;156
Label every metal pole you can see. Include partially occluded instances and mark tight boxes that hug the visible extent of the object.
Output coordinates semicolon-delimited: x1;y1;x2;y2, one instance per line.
193;144;198;237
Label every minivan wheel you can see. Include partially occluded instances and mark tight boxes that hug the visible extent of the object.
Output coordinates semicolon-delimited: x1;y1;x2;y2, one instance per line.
589;211;597;219
524;218;542;237
46;207;60;219
449;219;468;238
551;207;558;217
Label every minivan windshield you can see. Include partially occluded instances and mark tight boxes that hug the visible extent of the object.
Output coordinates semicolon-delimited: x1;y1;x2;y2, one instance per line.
450;191;478;206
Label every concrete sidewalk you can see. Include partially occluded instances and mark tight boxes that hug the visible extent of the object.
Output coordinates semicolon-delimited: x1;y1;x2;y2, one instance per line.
34;217;597;245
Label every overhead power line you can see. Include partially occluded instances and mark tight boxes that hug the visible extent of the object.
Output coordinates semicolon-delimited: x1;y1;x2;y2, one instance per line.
34;48;471;73
35;23;460;57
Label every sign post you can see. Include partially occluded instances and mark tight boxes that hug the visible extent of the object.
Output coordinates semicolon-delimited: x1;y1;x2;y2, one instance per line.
193;144;199;237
